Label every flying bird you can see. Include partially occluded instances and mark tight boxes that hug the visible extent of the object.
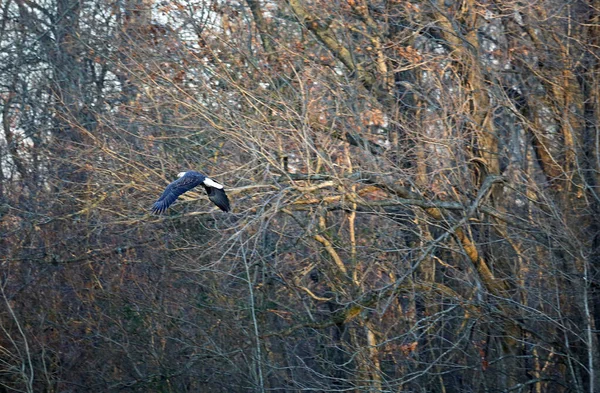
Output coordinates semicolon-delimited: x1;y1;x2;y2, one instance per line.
152;171;231;213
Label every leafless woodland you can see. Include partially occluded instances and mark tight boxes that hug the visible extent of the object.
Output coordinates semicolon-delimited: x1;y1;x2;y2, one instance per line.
1;0;599;392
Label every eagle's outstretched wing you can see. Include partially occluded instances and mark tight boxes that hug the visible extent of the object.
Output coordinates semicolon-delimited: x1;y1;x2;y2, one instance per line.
204;186;231;212
152;175;202;214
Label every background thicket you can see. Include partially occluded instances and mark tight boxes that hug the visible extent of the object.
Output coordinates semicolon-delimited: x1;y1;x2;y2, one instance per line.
1;0;599;392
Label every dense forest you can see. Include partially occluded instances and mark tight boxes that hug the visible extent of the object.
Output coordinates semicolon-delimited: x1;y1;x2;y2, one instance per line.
1;0;599;391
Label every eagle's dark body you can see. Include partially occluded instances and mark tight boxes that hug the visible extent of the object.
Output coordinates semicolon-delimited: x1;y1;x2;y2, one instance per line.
152;171;230;213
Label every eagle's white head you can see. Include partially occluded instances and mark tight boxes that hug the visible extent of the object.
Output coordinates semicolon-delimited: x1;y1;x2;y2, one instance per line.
177;171;187;178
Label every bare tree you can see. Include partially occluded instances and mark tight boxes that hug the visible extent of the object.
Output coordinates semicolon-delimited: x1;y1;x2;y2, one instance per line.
1;0;599;392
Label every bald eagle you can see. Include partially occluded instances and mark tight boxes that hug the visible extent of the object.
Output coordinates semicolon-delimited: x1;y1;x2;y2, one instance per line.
152;171;231;213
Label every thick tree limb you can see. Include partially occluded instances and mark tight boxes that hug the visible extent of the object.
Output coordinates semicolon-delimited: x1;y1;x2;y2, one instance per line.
282;171;510;296
246;0;275;55
286;0;376;90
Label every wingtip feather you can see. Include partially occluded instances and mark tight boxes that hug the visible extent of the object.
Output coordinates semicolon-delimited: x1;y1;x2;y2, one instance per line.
151;201;166;214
